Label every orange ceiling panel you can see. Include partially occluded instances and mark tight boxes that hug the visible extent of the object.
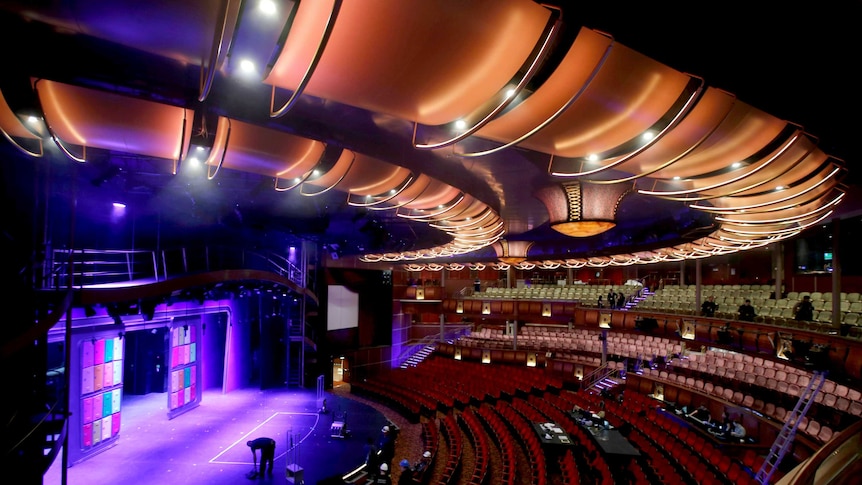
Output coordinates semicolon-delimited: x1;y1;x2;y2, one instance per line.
265;0;551;125
36;80;193;161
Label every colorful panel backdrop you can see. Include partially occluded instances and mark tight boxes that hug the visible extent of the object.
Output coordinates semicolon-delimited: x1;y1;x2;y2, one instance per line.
168;319;201;418
80;337;123;449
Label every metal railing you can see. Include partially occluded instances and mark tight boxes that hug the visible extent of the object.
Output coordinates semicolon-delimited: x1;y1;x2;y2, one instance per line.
47;246;304;289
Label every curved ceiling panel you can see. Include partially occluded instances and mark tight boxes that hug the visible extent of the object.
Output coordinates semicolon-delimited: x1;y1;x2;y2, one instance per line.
4;0;240;67
205;116;325;179
588;87;738;182
645;101;789;182
36;80;193;161
487;33;693;159
265;0;552;125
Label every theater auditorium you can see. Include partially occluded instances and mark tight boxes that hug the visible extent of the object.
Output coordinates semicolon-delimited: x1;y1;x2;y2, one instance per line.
1;2;861;485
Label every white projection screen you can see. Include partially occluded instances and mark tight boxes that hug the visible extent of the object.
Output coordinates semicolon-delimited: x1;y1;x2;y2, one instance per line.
327;285;359;330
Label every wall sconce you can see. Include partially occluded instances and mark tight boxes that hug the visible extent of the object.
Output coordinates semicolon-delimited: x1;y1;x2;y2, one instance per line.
526;353;537;367
118;331;125;341
482;302;490;315
574;365;584;380
653;383;665;401
415;288;425;300
680;320;695;340
599;312;612;329
454;348;462;360
456;301;464;314
542;303;551;317
482;350;490;364
776;333;794;361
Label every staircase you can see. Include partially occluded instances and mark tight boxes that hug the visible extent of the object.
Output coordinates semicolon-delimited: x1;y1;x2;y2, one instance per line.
591;375;625;395
755;370;827;484
399;344;436;368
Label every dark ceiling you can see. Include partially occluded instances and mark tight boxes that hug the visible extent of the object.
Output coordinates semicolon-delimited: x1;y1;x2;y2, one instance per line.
1;1;860;265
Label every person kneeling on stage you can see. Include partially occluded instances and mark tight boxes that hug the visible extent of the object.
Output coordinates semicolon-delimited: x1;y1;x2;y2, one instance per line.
247;437;276;478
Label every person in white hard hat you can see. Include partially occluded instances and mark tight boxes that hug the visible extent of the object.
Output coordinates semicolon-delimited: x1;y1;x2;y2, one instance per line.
378;425;395;465
414;450;432;474
374;462;392;485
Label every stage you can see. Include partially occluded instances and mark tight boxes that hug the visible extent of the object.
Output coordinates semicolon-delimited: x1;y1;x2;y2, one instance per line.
44;387;390;485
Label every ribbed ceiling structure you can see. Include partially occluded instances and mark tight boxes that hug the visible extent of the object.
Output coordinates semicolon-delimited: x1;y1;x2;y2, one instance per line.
0;1;855;270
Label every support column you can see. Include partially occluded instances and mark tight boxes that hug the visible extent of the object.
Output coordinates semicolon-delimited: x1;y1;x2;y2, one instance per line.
439;313;445;343
601;329;608;365
832;218;842;333
695;259;702;309
680;260;686;286
773;242;784;299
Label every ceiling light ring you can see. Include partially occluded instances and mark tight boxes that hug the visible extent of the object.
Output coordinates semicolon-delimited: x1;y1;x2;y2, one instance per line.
689;163;844;213
199;0;241;102
206;118;232;180
655;135;818;200
637;128;805;199
715;192;844;225
457;36;615;159
0;124;43;157
548;75;705;177
299;150;355;196
33;79;87;163
413;8;563;151
396;193;466;220
269;0;343;119
347;173;415;207
588;91;741;185
365;176;434;210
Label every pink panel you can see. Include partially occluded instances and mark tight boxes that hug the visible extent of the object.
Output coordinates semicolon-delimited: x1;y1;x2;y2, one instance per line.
171;346;179;368
82;367;94;394
177;388;184;406
190;384;196;401
93;365;103;391
82;397;93;423
103;362;113;388
183;345;190;364
190;366;196;385
82;423;92;447
171;370;179;392
172;328;179;347
170;391;178;410
112;412;121;436
93;339;105;364
82;340;94;368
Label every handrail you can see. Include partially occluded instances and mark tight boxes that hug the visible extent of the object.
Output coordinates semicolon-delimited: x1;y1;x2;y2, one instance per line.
784;418;862;484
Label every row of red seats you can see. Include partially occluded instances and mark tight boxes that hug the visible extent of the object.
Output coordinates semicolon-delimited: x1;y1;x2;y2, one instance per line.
349;379;423;420
494;400;547;485
438;413;462;485
412;420;438;485
458;408;489;485
474;403;517;485
558;449;580;485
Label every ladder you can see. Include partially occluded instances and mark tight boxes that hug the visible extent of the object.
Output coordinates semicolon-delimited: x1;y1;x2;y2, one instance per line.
755;370;827;484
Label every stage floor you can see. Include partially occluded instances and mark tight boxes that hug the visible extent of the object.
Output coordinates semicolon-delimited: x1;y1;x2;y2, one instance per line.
44;387;390;485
